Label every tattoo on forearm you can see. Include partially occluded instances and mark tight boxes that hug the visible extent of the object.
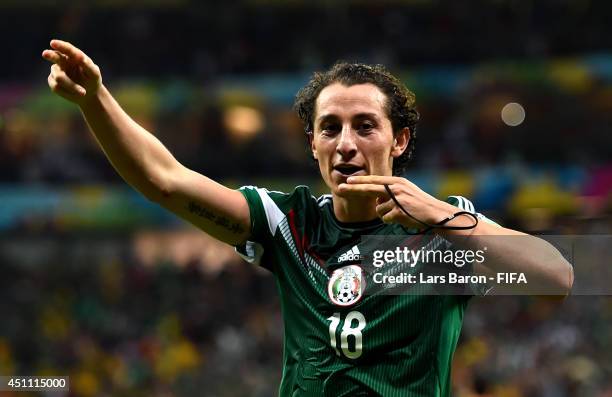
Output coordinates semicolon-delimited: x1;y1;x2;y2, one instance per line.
188;201;216;220
187;201;246;234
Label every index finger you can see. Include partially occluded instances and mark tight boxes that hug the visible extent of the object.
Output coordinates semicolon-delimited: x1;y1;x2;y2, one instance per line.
337;183;389;197
346;175;400;185
42;49;69;66
50;39;85;61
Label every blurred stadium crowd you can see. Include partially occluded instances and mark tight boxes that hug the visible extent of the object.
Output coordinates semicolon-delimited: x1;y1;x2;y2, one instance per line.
1;1;612;396
1;231;611;397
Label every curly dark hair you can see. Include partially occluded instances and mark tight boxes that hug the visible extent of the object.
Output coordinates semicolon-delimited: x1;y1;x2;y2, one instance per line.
293;62;419;176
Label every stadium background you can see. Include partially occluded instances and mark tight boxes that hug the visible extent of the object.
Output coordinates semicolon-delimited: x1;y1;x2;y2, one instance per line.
1;1;611;396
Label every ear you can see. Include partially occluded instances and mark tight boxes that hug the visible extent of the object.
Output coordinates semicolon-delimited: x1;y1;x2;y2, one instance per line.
308;132;318;160
391;127;410;158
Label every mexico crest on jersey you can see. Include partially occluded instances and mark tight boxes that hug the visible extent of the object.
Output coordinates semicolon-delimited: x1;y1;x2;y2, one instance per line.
328;265;365;307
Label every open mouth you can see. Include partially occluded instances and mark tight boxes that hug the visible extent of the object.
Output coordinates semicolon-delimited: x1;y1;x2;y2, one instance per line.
333;164;366;177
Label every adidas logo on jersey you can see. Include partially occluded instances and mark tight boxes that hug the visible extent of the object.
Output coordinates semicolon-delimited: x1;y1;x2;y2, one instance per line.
337;246;363;263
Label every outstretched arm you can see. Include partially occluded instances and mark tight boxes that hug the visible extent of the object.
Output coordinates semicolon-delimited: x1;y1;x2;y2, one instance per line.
42;40;250;246
338;175;574;295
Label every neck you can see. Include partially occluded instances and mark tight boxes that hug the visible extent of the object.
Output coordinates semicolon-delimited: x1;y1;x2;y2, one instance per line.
332;193;379;223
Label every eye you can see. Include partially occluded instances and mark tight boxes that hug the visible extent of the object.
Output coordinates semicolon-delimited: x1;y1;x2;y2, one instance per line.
359;121;374;132
321;124;340;135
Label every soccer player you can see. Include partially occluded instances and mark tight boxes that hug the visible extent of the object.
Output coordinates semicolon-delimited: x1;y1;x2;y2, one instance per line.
42;40;573;396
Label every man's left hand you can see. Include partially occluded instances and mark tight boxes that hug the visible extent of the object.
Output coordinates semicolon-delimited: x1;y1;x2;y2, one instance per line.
337;175;457;229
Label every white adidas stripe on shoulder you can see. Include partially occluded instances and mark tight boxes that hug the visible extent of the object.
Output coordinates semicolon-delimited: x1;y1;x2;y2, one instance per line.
448;195;501;227
235;240;265;265
465;197;474;212
448;195;475;213
255;188;286;235
263;188;286;195
317;194;332;207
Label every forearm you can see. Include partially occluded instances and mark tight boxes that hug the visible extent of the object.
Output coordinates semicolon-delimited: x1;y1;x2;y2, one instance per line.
79;84;178;200
439;215;574;295
43;39;252;246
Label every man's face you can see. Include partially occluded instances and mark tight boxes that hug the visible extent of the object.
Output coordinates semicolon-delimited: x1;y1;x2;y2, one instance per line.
310;82;407;194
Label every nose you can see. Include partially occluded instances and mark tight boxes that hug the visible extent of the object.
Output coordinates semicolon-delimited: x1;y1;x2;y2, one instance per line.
336;126;357;159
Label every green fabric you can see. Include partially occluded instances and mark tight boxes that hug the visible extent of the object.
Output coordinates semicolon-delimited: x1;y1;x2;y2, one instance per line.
235;185;488;396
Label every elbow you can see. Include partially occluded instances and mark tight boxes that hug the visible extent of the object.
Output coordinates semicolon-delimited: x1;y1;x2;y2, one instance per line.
140;171;175;203
550;261;574;297
564;262;574;295
534;242;574;296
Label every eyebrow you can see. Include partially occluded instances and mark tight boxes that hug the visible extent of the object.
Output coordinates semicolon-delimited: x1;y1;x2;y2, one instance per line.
315;112;381;124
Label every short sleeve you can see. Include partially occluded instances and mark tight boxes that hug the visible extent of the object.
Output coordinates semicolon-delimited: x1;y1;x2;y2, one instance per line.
446;195;501;227
233;185;315;271
446;195;497;297
237;186;284;244
233;186;286;269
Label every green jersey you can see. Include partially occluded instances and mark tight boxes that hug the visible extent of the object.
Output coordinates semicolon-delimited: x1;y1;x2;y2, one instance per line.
235;185;487;397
